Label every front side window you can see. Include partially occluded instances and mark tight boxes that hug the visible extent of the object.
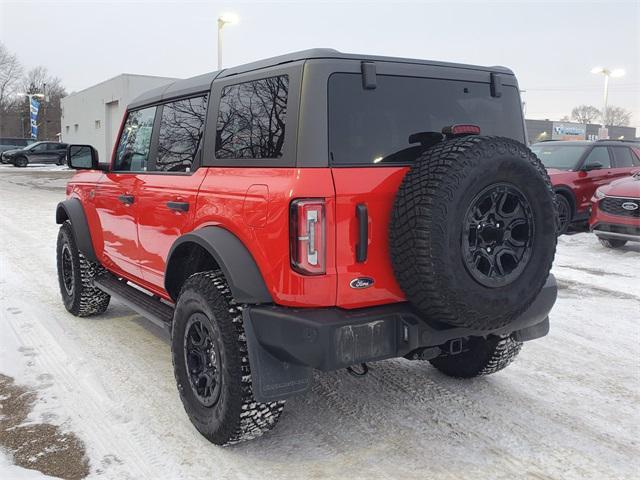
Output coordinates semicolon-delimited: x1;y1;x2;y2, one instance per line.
531;145;588;170
29;142;47;152
215;75;289;159
113;106;156;171
583;146;611;169
156;96;208;172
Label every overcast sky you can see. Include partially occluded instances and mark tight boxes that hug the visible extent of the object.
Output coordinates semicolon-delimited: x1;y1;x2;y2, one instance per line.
1;0;639;133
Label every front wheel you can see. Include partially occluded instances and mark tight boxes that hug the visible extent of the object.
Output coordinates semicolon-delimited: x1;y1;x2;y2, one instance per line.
14;156;28;167
598;237;627;249
56;221;110;316
430;335;522;378
171;271;284;446
555;194;572;235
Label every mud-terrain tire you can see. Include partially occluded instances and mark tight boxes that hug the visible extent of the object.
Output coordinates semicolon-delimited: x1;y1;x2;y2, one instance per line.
598;237;627;248
555;194;572;235
56;221;110;316
390;136;557;330
171;271;284;446
430;335;522;378
14;156;28;167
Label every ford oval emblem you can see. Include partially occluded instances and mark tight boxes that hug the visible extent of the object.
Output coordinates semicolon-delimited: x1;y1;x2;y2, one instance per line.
621;201;639;211
350;277;375;289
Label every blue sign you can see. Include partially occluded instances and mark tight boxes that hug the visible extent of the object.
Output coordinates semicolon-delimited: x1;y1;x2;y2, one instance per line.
30;97;40;139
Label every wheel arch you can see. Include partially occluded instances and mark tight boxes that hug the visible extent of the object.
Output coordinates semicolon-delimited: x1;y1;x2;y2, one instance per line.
165;227;273;304
553;186;576;218
55;199;97;262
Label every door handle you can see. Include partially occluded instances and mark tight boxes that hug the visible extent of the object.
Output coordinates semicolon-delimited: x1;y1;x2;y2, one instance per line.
118;194;135;205
167;201;189;212
356;203;368;263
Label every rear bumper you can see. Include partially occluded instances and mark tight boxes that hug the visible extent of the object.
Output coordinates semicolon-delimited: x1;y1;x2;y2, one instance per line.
244;274;557;401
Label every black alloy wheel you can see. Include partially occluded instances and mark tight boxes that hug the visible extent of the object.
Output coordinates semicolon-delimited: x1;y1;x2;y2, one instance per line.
60;243;75;296
184;313;223;407
462;183;535;288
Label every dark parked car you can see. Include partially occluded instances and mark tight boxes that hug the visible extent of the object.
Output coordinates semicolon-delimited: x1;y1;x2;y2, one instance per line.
2;141;68;167
531;140;640;233
0;137;35;160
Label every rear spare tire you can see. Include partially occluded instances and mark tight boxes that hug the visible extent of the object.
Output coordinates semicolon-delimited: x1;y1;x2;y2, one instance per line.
390;136;556;330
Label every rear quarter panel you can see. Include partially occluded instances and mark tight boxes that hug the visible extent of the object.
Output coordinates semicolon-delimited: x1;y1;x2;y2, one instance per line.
194;167;337;307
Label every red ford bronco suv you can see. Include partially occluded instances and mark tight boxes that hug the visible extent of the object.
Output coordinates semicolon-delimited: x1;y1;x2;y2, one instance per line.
56;49;558;446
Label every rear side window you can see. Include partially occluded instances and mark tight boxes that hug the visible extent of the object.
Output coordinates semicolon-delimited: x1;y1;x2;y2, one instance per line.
583;146;611;169
328;73;525;166
215;75;288;159
156;95;208;172
611;146;635;168
113;106;157;171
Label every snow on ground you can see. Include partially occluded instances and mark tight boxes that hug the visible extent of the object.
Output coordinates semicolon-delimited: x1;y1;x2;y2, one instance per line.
0;168;638;479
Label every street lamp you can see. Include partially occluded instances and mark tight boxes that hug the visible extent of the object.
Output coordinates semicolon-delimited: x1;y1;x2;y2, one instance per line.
591;66;625;135
217;12;239;70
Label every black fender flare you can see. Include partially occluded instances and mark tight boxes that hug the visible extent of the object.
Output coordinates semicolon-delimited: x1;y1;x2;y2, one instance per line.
165;227;273;304
55;199;97;262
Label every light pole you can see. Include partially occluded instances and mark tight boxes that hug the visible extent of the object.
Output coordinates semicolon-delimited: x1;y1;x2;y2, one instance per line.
217;12;239;70
591;66;625;137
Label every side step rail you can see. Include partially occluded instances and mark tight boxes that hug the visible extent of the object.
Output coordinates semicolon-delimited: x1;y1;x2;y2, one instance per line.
93;273;174;333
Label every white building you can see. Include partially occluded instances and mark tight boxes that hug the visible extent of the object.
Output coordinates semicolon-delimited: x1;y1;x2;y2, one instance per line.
61;74;177;161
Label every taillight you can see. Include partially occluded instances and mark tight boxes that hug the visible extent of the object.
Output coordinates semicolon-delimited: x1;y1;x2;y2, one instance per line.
290;199;326;275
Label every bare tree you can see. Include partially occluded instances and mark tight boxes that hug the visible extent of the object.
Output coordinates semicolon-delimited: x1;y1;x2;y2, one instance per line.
570;105;600;125
0;42;23;109
22;66;66;98
19;66;67;139
602;106;632;127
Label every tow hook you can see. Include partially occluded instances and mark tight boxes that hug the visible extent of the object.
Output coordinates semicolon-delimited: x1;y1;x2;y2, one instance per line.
346;363;369;377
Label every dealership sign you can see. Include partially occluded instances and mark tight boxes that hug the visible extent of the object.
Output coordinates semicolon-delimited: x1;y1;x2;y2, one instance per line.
552;122;586;141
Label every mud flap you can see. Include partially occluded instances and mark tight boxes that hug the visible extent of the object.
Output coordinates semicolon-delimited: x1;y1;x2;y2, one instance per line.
242;310;312;402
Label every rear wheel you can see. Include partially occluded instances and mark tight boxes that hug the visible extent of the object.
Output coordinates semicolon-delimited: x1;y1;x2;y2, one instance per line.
171;271;284;446
390;136;557;331
555;193;572;235
56;221;110;316
14;156;28;167
430;335;522;378
598;237;627;248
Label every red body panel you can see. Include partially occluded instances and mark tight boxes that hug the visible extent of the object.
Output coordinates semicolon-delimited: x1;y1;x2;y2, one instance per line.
331;167;407;308
194;167;338;307
547;166;636;216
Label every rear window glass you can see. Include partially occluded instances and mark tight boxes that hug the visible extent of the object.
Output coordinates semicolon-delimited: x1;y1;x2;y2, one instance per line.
215;75;288;159
156;95;208;172
328;73;525;166
611;146;635;168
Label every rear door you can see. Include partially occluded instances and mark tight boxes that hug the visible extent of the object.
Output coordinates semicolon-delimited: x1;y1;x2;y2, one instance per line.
135;95;209;290
328;68;527;309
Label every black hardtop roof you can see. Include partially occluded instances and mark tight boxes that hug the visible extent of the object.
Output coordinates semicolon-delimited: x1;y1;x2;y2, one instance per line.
129;48;515;109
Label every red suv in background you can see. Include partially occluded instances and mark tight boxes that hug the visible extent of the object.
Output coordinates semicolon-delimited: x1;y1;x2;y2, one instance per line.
531;140;640;233
590;173;640;248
